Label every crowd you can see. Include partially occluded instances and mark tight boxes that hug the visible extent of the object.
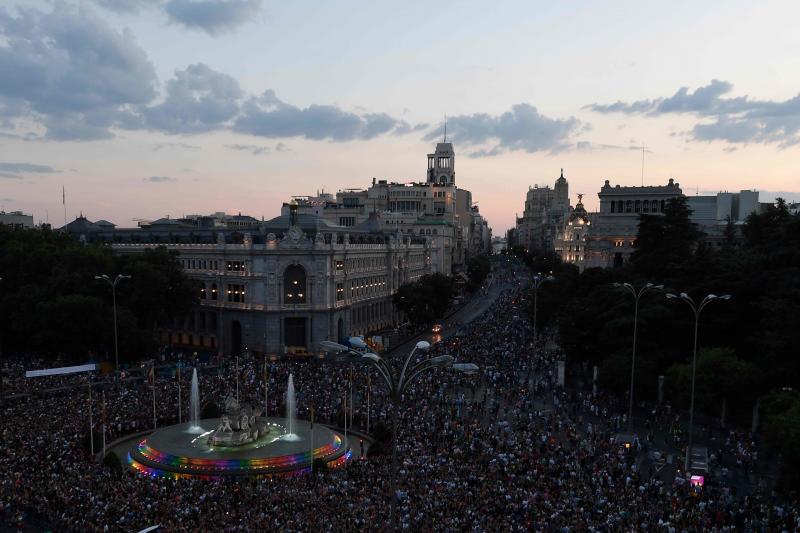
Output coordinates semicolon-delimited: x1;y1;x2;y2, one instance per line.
1;260;798;531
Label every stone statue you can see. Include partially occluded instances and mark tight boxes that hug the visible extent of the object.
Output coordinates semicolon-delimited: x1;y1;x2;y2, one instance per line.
209;395;269;447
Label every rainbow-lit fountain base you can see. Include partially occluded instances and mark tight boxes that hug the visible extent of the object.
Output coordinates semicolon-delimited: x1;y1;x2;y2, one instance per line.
128;418;349;479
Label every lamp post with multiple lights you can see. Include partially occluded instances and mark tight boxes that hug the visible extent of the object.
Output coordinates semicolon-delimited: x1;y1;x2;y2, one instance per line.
320;338;478;531
531;272;554;340
665;291;730;471
94;274;131;371
614;282;663;431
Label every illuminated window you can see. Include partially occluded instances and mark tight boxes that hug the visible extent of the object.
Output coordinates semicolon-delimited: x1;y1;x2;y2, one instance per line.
284;265;307;304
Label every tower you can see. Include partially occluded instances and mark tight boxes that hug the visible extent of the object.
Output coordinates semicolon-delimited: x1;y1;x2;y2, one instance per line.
554;168;569;212
427;142;455;185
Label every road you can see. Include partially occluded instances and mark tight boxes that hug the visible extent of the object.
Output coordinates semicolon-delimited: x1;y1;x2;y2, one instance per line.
384;273;511;359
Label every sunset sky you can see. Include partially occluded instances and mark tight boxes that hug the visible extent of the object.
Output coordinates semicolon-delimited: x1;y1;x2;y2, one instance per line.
2;0;799;232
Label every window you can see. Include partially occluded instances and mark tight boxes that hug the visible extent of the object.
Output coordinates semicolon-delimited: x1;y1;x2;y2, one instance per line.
626;200;632;213
437;157;450;168
635;200;641;213
660;200;665;212
211;283;218;301
652;200;658;212
335;260;344;271
617;200;624;213
284;265;307;304
227;261;245;272
336;283;344;301
200;285;207;299
428;156;434;170
610;202;615;213
227;284;245;303
642;201;649;213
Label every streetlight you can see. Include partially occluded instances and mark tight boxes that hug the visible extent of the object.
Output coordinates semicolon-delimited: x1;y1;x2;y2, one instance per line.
614;282;663;431
320;339;478;531
531;272;554;340
95;274;131;371
665;291;730;472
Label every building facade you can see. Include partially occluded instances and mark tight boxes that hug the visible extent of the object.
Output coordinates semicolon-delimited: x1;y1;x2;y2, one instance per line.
514;170;570;251
0;211;34;229
65;210;432;357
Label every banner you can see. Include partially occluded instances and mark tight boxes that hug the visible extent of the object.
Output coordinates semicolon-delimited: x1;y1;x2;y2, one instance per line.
25;363;97;378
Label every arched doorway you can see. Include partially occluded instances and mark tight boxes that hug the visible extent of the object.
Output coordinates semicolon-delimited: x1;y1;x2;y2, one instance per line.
231;320;243;357
337;317;345;342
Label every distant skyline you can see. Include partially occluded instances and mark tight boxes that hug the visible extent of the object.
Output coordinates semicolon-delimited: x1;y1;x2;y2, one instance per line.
1;0;799;232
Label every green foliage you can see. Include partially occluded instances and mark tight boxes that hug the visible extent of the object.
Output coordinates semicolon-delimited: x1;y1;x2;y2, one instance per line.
761;390;800;493
665;348;755;414
392;273;455;325
0;226;197;363
630;196;703;276
465;255;491;292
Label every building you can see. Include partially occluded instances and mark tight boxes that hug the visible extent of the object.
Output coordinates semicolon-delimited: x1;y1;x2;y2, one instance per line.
514;170;570;251
687;190;770;248
282;141;490;275
0;210;34;229
555;178;683;270
64;207;433;357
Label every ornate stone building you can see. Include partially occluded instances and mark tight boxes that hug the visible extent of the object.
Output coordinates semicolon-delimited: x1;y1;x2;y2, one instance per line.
66;209;432;357
514;169;570;251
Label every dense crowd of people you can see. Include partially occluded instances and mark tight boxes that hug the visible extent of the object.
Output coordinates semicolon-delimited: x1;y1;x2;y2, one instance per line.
1;260;798;531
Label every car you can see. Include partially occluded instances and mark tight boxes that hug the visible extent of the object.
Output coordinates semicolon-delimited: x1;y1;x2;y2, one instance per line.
431;323;442;334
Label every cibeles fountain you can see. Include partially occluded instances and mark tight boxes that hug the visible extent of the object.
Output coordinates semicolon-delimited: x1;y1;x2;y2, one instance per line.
128;372;350;478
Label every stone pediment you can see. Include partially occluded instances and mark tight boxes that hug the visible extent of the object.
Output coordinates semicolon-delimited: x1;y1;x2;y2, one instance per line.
278;225;313;249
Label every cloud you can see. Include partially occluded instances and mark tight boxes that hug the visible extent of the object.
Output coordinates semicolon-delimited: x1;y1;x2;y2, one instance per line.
145;175;178;182
164;0;261;35
226;143;270;155
0;4;157;140
152;142;201;151
0;162;58;178
94;0;161;13
234;89;414;141
585;80;800;147
140;63;243;134
423;104;580;156
575;141;651;152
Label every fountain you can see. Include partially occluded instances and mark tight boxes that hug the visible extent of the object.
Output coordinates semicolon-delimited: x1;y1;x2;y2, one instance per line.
128;368;348;478
282;374;301;441
187;368;203;434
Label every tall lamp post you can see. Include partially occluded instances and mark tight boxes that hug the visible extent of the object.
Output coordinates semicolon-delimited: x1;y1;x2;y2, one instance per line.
320;339;478;532
531;272;554;340
614;282;663;431
95;274;131;371
665;291;730;472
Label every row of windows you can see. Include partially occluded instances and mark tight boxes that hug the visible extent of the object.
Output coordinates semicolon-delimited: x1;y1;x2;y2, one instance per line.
610;199;666;214
390;190;428;197
181;258;220;270
350;277;387;299
180;258;246;272
339;216;356;227
614;240;636;248
200;283;246;302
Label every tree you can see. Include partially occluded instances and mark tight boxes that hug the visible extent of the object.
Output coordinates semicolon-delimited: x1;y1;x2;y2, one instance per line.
630;196;703;276
465;255;491;292
393;274;455;326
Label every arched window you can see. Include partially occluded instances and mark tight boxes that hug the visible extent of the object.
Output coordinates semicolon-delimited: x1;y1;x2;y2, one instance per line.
211;283;218;301
642;200;649;213
625;200;632;213
634;200;641;213
284;265;307;304
617;200;624;213
652;200;658;212
610;201;615;213
200;285;207;300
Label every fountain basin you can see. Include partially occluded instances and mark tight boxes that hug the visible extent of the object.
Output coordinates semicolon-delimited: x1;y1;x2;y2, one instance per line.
128;418;349;478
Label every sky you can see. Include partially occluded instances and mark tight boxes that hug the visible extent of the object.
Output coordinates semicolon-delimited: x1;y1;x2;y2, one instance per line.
1;0;799;233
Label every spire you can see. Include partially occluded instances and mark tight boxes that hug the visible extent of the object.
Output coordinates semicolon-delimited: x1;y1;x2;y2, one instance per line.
560;168;564;179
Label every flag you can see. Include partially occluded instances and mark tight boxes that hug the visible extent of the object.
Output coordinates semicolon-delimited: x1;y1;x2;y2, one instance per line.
62;185;65;206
